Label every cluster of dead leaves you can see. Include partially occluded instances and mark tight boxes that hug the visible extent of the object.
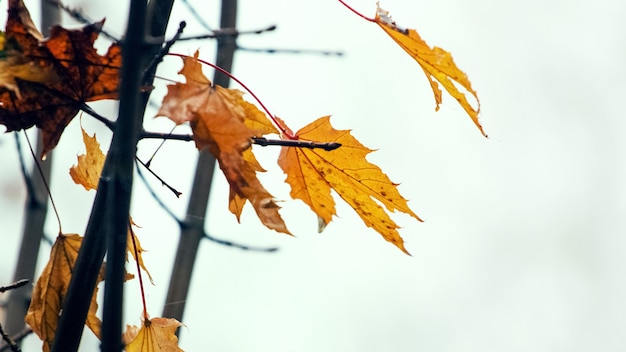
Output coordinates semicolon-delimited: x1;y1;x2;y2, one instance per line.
0;0;484;254
0;1;181;350
156;52;291;235
3;0;485;350
25;230;158;352
27;125;177;351
153;51;426;253
153;0;489;253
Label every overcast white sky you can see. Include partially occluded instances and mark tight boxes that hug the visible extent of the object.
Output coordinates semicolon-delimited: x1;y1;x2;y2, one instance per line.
2;0;626;351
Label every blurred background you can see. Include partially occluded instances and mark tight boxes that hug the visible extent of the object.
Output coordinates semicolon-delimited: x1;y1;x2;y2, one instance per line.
1;0;626;351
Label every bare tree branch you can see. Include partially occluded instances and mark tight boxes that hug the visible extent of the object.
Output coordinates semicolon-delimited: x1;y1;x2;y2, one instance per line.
178;25;276;41
161;0;238;330
0;328;32;352
238;45;344;56
45;0;120;41
0;280;29;294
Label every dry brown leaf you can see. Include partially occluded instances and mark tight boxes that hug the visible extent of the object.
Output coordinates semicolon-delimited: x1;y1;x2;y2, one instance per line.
0;0;58;96
0;0;122;156
25;234;103;352
278;116;421;254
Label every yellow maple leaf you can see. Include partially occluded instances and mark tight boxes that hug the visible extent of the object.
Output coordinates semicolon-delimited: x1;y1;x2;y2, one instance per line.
157;51;289;234
123;317;184;352
238;98;279;135
374;2;485;136
278;116;421;254
25;234;103;352
69;125;105;190
69;131;153;282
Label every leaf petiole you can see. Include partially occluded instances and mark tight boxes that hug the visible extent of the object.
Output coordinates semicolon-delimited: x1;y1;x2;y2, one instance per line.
337;0;376;22
20;131;63;234
128;224;149;321
167;52;298;139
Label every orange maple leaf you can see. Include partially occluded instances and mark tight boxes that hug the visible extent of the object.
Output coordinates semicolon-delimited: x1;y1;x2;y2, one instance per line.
157;51;289;234
123;316;184;352
278;116;421;254
0;0;122;157
25;234;103;352
227;98;280;222
373;2;485;136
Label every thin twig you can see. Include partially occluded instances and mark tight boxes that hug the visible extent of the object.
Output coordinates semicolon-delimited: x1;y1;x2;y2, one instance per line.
135;160;278;252
237;45;344;57
0;323;20;352
140;131;193;141
45;0;121;41
140;131;341;150
140;130;341;150
135;158;182;197
79;103;115;130
0;280;29;294
252;137;341;150
135;160;181;222
142;21;187;83
203;233;278;252
179;25;277;41
22;131;63;234
13;133;37;205
145;126;177;167
0;328;32;352
180;0;213;31
75;104;184;196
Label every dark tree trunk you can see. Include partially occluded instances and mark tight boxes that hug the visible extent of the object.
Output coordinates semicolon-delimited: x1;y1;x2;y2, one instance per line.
2;0;60;338
162;0;238;331
52;1;175;351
